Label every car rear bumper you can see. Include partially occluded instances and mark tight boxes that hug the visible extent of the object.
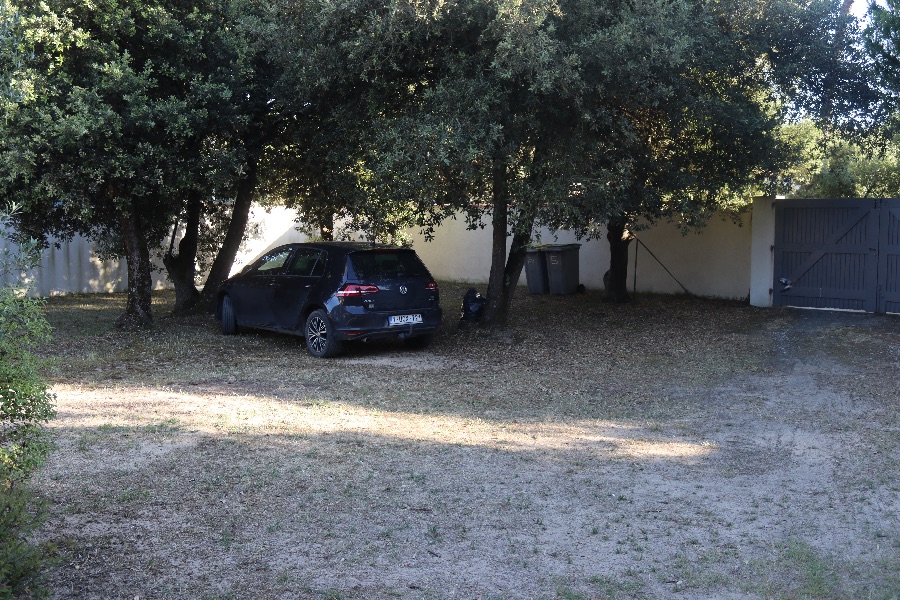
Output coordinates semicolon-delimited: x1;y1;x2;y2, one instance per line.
330;306;442;341
334;323;440;341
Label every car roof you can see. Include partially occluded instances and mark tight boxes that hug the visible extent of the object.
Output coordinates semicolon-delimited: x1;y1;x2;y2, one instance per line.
278;241;408;255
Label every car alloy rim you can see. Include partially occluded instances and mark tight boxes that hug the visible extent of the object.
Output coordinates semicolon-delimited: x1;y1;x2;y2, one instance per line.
307;316;327;353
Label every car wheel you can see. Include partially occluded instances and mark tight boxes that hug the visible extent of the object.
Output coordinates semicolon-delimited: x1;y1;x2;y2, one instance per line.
305;309;342;358
404;333;434;350
221;295;238;335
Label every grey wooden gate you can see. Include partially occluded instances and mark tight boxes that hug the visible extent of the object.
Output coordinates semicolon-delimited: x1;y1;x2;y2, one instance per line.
774;198;900;313
880;199;900;313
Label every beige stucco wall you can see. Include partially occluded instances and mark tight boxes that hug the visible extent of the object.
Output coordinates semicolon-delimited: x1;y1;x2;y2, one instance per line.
4;201;767;301
230;206;310;273
624;214;753;298
239;207;756;299
406;213;754;299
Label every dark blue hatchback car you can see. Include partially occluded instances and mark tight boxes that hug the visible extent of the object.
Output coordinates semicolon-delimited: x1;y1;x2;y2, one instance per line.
216;242;442;357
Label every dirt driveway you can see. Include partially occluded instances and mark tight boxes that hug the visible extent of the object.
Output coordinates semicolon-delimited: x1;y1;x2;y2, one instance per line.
33;287;900;599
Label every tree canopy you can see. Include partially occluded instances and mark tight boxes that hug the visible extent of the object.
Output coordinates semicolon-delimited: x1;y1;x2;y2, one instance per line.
0;0;885;326
282;0;878;314
1;0;224;325
0;0;308;321
867;0;900;106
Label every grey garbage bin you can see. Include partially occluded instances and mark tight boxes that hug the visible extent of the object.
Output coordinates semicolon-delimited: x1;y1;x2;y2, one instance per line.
544;244;580;294
525;246;550;294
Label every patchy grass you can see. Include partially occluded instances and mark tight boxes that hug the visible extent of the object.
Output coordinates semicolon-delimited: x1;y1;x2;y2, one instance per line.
32;286;900;599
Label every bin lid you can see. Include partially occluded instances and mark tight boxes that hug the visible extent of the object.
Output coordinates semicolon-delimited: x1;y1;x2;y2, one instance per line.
542;243;581;251
527;243;581;251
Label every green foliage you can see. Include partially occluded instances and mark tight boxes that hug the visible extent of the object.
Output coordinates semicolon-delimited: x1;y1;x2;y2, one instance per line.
764;0;879;132
0;0;289;321
0;205;54;598
0;285;54;482
867;0;900;108
0;212;54;485
3;0;215;238
782;120;900;198
273;0;876;240
0;482;48;599
0;0;886;322
263;0;882;314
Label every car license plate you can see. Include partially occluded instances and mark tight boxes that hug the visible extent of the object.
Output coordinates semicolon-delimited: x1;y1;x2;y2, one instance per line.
388;314;422;326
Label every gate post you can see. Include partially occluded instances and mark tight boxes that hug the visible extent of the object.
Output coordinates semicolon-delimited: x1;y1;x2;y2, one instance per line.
750;196;776;307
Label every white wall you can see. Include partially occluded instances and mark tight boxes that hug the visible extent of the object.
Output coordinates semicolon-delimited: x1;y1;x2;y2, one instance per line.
240;208;757;299
626;213;753;298
407;212;754;299
230;206;311;274
3;201;772;301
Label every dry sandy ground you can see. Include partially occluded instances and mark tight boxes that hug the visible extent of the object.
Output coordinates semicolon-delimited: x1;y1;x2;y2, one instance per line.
29;292;900;599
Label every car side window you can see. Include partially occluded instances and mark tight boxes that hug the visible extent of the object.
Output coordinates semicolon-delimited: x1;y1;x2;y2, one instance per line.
288;249;326;277
254;249;292;274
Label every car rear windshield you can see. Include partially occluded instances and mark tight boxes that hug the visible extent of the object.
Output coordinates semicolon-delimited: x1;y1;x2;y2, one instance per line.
348;250;428;279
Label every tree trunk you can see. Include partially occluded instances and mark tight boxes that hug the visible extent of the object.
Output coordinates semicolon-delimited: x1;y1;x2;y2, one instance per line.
199;163;258;308
115;208;154;330
163;192;202;313
481;158;538;326
482;159;510;326
499;227;532;317
605;217;633;303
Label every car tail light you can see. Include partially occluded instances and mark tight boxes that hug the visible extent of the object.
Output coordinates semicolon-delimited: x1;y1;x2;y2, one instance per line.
337;284;379;297
426;281;438;292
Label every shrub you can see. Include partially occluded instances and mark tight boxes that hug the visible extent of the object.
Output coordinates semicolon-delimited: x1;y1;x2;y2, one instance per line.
0;206;56;596
0;484;47;599
0;283;55;483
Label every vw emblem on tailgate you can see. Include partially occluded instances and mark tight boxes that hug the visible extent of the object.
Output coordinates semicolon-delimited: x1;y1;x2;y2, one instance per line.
399;285;408;295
